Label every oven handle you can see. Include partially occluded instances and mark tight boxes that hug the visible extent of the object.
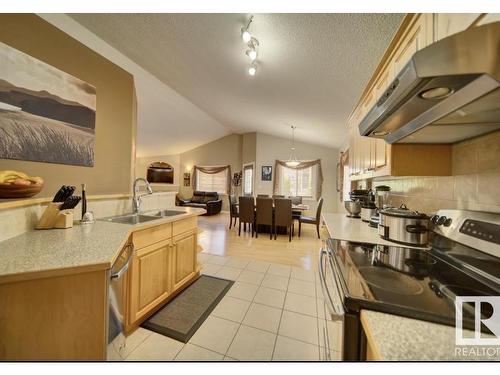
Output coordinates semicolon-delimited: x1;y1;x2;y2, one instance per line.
318;248;344;320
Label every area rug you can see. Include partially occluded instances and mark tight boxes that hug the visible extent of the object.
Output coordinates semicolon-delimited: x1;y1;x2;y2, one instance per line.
141;275;233;343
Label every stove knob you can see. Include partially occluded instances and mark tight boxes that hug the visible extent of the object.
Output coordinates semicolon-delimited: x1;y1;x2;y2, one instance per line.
431;215;440;224
436;216;447;226
444;218;452;227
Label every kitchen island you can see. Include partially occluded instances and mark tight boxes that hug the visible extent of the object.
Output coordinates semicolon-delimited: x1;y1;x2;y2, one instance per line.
0;207;205;360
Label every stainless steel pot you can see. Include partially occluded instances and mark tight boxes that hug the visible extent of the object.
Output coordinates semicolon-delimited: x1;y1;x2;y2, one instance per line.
344;200;361;218
378;204;430;247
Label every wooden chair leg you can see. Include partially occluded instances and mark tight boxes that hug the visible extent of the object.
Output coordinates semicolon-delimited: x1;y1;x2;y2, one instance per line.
239;221;241;236
251;223;254;238
289;226;292;242
255;224;258;238
298;221;302;237
229;216;232;229
316;223;320;239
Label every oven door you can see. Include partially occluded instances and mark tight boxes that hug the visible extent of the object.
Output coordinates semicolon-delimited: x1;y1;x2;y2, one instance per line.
318;243;345;360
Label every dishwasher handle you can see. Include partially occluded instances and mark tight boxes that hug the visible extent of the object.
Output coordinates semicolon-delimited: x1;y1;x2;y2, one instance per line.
111;243;134;280
318;248;343;319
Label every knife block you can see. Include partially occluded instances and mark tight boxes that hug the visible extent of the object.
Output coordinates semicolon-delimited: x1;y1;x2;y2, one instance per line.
35;203;74;229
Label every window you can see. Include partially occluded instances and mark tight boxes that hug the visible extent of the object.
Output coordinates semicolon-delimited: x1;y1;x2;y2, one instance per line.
278;165;315;198
243;164;254;196
196;169;228;194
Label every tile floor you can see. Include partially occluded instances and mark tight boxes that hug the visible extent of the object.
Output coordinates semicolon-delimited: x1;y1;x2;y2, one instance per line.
114;253;342;361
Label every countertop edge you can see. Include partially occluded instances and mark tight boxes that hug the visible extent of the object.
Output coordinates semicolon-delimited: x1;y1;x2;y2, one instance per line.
0;208;205;284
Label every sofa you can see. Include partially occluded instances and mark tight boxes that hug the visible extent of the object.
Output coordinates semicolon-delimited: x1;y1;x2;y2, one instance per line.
176;191;223;216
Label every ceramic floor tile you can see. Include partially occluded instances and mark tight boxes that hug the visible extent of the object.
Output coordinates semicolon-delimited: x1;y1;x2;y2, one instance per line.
223;356;239;361
318;319;343;351
126;332;183;361
197;253;213;264
225;258;250;269
211;296;251;323
227;325;276;361
278;310;319;345
261;273;289;291
267;263;292;277
246;260;271;273
287;278;316;297
189;316;239;355
319;346;342;361
284;292;317;317
226;281;259;301
290;267;315;283
201;263;222;277
242;303;282;333
253;286;286;308
237;269;265;285
175;343;224;361
207;255;230;266
123;327;153;357
215;266;243;281
273;335;319;361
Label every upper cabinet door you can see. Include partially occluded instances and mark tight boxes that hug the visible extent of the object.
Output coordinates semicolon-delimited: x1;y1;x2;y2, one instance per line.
433;13;482;41
392;14;433;75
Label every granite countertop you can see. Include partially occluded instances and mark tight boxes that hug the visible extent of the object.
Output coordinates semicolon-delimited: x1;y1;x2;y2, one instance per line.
361;310;500;361
322;212;429;249
0;207;205;283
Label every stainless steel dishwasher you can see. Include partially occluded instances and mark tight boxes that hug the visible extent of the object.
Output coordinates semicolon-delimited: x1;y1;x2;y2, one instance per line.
107;242;134;360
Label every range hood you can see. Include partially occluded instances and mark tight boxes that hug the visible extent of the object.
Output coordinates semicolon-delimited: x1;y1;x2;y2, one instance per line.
359;22;500;144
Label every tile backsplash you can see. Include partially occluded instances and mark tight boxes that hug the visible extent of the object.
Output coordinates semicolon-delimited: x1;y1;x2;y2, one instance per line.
358;131;500;215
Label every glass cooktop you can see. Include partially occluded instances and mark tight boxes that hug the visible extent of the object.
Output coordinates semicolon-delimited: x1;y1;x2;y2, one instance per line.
329;237;500;329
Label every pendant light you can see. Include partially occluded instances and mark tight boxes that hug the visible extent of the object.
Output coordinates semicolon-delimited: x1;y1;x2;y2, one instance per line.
285;126;300;167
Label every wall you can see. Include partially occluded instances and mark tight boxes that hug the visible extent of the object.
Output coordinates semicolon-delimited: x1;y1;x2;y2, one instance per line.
0;14;135;197
242;133;257;166
179;134;243;209
255;133;338;213
359;131;500;214
135;154;180;192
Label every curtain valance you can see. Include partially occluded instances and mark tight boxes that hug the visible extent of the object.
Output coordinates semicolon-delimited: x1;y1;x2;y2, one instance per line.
273;159;323;199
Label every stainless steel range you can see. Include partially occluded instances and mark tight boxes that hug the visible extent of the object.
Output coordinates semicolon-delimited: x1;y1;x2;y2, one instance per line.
318;209;500;360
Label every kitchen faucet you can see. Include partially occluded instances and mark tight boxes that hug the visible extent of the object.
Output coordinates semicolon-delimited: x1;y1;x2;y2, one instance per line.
132;178;153;214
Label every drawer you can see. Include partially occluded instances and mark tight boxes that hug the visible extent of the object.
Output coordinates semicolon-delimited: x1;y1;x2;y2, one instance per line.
132;223;172;249
173;217;197;236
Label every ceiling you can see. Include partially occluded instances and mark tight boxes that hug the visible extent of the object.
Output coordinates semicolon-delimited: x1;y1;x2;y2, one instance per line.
69;13;403;150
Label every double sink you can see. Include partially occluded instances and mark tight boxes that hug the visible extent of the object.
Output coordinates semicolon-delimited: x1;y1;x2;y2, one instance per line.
103;209;186;225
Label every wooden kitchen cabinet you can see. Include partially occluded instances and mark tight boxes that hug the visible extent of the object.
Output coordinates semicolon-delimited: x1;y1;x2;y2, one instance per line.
128;239;173;324
126;217;199;332
172;230;198;290
433;13;482;41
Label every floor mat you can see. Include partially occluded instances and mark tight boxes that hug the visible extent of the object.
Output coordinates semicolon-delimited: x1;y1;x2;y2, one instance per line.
141;275;234;343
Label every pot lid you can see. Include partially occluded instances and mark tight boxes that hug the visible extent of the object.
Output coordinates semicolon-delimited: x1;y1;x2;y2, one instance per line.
380;204;428;219
361;202;377;209
375;185;391;192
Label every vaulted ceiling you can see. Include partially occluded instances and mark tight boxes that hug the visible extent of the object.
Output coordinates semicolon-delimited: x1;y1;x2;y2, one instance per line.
70;13;403;152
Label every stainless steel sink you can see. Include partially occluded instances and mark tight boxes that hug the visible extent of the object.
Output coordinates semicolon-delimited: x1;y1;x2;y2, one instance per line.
103;214;161;225
144;209;186;218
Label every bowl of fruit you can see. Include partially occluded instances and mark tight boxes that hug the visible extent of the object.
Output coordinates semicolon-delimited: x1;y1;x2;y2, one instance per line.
0;170;44;199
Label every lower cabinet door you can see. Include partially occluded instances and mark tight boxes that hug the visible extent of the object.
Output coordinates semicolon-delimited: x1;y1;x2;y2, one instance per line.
128;239;172;325
172;230;197;289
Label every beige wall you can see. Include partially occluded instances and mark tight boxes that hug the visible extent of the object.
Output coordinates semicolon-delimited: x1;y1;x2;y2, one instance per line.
357;131;500;215
135;154;180;192
255;133;339;214
242;132;257;165
0;14;135;198
179;134;243;207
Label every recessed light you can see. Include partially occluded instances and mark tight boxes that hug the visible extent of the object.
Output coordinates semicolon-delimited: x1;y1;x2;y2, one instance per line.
241;29;252;43
246;48;257;61
248;65;257;76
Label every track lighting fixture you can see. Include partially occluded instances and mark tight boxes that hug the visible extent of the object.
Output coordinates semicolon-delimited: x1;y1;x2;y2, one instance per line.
241;15;260;76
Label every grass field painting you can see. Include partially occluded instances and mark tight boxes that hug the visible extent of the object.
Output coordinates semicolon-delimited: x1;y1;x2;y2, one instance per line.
0;41;96;166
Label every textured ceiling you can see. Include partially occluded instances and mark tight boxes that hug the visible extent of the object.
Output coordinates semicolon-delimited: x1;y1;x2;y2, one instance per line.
69;13;403;149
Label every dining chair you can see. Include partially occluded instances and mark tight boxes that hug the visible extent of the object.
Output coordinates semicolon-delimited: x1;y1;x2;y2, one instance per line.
228;195;239;229
238;196;255;236
255;197;273;239
299;197;324;239
290;196;303;235
257;194;269;198
274;198;293;241
272;195;285;199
